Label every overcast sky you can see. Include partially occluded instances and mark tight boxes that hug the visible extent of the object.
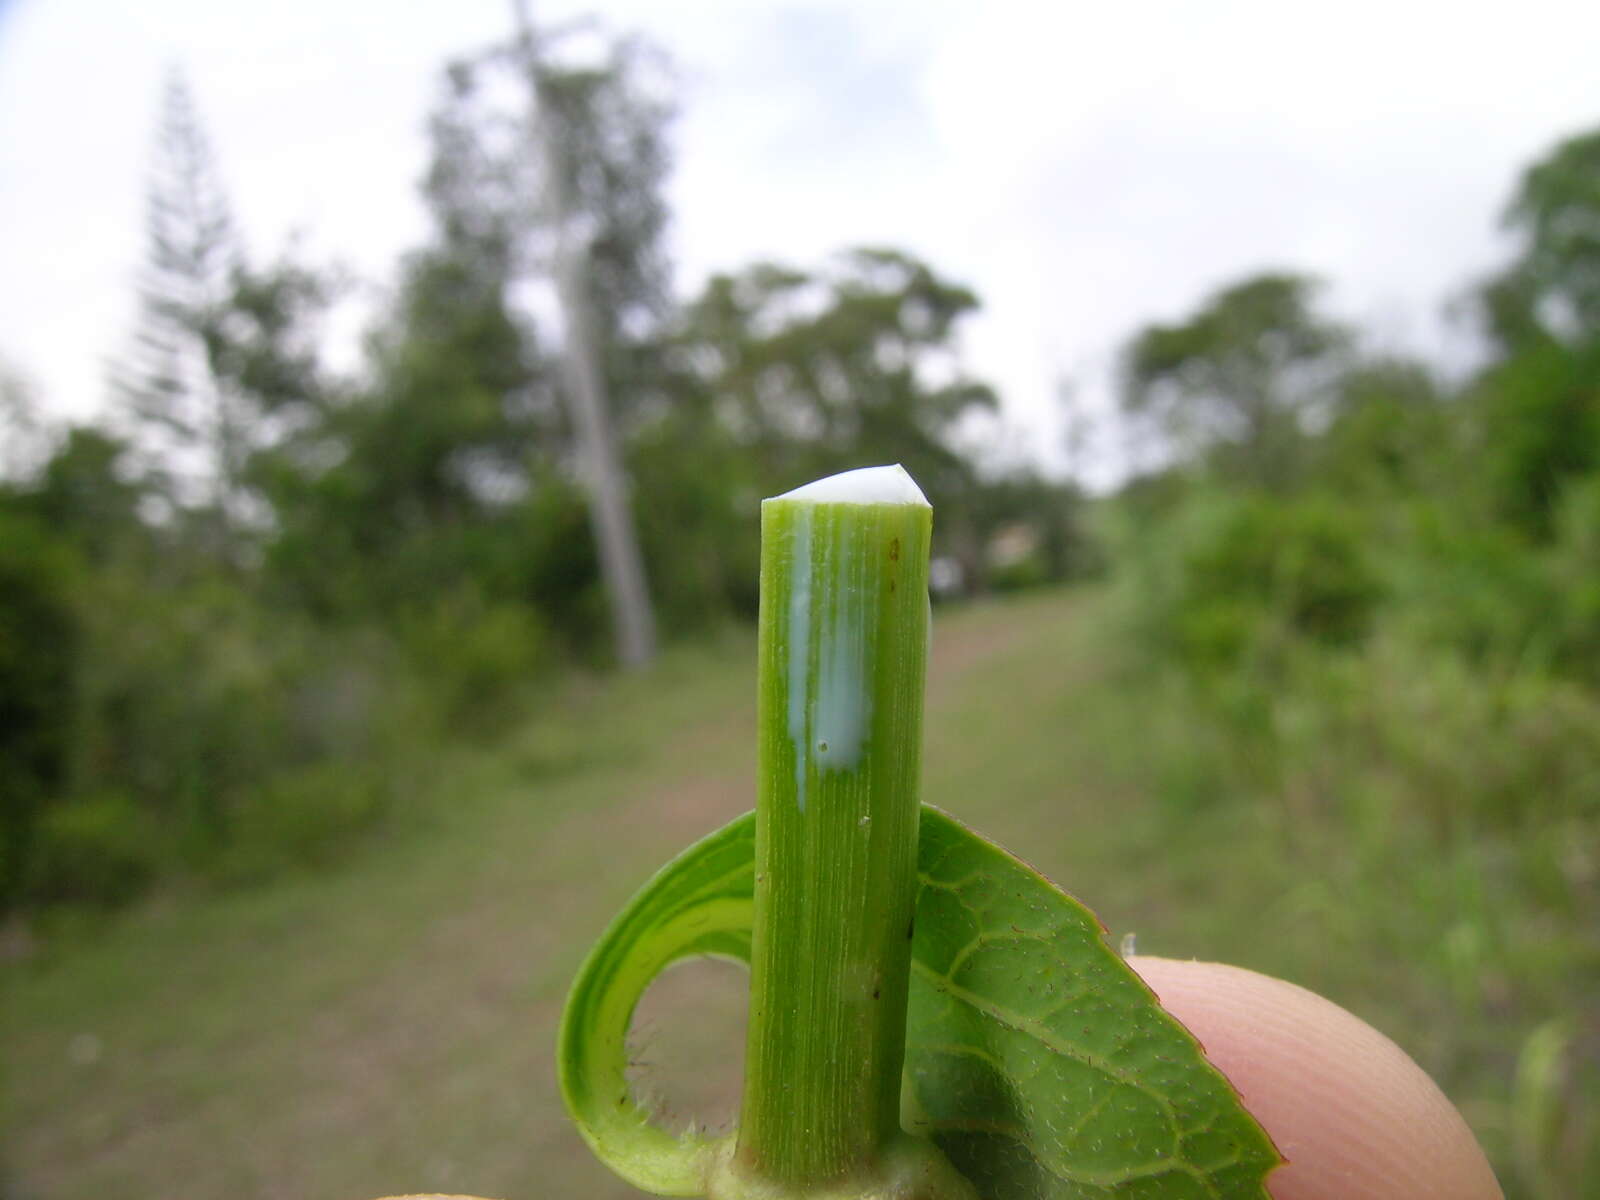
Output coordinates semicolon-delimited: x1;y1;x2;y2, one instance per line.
3;0;1598;483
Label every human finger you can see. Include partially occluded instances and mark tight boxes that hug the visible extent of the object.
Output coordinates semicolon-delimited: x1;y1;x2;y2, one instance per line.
1127;955;1502;1200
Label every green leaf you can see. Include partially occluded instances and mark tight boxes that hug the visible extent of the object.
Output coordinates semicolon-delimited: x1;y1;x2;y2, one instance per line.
903;810;1279;1198
557;813;755;1195
559;807;1279;1198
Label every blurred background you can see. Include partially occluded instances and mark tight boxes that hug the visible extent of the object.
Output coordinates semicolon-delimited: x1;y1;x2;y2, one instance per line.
2;0;1597;1196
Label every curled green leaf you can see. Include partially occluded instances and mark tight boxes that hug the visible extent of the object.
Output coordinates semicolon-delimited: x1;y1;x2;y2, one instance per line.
557;813;754;1195
558;807;1278;1198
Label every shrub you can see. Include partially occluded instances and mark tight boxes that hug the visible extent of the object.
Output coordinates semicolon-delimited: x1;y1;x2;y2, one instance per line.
1212;627;1600;834
1480;339;1600;539
1550;473;1600;686
28;793;159;907
398;589;548;732
1120;490;1382;670
59;570;438;892
0;508;81;908
212;762;390;885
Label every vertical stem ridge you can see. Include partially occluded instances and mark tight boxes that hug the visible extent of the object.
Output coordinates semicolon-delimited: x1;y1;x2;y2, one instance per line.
738;475;932;1189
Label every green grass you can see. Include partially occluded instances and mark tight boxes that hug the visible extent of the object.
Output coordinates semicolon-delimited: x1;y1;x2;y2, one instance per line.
5;588;1594;1198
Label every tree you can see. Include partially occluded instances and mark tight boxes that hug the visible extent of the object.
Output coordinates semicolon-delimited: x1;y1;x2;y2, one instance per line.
31;428;150;566
1469;128;1600;534
263;221;544;618
676;248;997;495
113;71;333;559
299;20;674;664
516;11;670;666
1310;357;1455;499
113;70;241;520
263;57;550;620
1120;273;1349;489
0;360;50;484
1476;338;1600;538
669;247;1001;582
267;29;672;665
521;21;674;407
1483;127;1600;351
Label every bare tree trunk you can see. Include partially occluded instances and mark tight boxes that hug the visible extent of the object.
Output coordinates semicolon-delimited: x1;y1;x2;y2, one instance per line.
551;236;659;668
512;0;657;669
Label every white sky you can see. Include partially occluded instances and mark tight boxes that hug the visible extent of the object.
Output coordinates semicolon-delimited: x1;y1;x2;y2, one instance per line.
3;0;1599;484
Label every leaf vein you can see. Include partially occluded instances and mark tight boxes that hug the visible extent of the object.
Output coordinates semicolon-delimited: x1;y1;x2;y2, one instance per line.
910;959;1182;1134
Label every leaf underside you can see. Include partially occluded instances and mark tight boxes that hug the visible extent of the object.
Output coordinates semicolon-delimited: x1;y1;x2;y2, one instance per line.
558;807;1279;1198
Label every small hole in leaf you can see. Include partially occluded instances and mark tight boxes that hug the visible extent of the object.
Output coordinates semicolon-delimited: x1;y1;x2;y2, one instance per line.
627;957;748;1136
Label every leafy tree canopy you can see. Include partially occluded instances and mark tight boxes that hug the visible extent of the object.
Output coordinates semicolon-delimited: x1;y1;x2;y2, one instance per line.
1487;128;1600;349
1120;272;1349;488
676;247;997;503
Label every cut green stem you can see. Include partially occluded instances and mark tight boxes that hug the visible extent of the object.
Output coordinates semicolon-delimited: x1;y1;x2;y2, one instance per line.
734;466;933;1190
557;463;1271;1199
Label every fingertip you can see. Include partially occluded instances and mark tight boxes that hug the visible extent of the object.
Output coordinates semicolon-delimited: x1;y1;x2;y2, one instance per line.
1127;955;1502;1200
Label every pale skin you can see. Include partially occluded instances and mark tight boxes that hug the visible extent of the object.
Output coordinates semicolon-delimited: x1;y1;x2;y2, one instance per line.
1127;956;1504;1200
384;958;1504;1200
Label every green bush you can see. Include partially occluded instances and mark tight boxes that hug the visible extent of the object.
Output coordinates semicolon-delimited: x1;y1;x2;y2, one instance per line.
398;589;548;731
1121;491;1382;670
0;517;459;910
28;793;159;907
629;420;762;632
1550;473;1600;685
1340;637;1600;831
0;507;81;908
75;575;277;843
1189;625;1600;835
1383;502;1557;666
1193;498;1379;643
48;568;440;897
1114;472;1600;834
212;763;390;885
986;549;1052;594
1480;339;1600;539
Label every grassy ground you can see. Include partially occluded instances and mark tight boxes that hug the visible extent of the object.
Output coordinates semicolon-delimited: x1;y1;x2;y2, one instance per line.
5;588;1593;1198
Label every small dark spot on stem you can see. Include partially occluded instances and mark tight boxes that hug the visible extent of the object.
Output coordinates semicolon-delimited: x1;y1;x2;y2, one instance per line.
872;986;880;999
889;537;900;561
889;579;896;593
906;917;915;940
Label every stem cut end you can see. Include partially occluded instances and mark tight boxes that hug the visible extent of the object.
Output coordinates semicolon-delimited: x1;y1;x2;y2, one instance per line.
773;464;930;508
